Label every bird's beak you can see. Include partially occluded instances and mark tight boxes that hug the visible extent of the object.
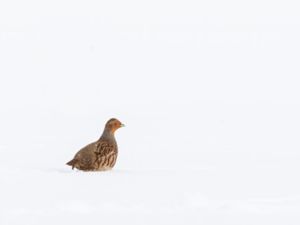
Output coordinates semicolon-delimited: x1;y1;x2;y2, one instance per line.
120;123;125;127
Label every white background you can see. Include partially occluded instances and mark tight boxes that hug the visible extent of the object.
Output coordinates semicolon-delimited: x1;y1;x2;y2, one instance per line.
1;0;300;224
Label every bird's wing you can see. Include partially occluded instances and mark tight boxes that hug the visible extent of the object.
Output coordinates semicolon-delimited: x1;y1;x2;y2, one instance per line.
67;143;96;170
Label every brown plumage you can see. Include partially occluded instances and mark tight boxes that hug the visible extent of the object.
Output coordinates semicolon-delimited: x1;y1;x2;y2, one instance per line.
66;118;124;171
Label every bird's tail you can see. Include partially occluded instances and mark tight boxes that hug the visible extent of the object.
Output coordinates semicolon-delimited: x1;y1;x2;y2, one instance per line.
66;158;78;170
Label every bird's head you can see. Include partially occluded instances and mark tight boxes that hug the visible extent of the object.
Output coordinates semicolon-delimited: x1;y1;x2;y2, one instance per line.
105;118;125;133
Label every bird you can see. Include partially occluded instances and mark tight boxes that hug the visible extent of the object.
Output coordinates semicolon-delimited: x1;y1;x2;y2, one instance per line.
66;118;124;171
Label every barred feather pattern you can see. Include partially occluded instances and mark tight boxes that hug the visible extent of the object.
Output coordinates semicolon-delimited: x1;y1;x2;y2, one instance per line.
94;141;118;170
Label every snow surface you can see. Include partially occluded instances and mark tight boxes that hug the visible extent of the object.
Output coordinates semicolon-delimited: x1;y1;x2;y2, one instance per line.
1;0;300;224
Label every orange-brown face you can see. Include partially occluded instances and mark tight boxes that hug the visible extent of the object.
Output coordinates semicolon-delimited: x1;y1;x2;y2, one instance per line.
105;118;125;133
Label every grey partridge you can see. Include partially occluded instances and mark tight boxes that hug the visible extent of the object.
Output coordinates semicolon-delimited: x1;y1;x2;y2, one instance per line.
66;118;124;171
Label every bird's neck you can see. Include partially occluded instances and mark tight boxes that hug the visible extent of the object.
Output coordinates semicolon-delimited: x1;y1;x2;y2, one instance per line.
99;128;115;141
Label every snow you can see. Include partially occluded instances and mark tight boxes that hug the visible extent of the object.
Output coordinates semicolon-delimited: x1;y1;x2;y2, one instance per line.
1;0;300;224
